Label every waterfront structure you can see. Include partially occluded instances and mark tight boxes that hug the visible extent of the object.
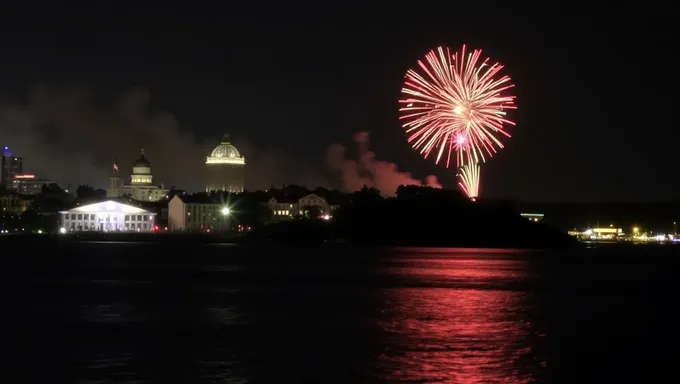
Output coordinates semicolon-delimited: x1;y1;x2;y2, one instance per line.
107;150;168;202
168;194;232;232
520;213;544;222
1;147;23;188
206;134;245;193
582;227;623;239
59;200;157;232
267;193;339;221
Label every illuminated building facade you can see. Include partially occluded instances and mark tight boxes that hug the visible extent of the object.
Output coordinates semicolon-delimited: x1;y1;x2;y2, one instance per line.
59;200;157;232
8;174;51;195
0;193;32;215
168;194;232;232
1;146;23;188
267;193;339;221
206;134;245;193
582;227;623;239
107;150;168;202
520;213;544;222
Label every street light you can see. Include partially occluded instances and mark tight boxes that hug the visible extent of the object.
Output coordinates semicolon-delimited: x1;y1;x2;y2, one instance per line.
221;207;230;216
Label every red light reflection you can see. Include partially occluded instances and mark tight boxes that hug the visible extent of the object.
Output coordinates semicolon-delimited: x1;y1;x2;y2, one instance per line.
376;252;542;383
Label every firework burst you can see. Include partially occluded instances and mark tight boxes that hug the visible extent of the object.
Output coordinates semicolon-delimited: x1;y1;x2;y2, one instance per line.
458;163;481;201
399;45;516;168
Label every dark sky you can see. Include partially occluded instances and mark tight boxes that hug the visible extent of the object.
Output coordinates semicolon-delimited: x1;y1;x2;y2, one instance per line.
0;2;675;201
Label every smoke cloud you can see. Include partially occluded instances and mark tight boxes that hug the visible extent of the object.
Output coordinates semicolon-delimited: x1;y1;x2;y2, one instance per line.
232;137;332;190
0;84;329;192
326;131;442;196
0;85;210;190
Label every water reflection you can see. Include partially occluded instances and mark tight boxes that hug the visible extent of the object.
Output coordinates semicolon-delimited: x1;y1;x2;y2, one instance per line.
6;241;676;382
375;249;544;383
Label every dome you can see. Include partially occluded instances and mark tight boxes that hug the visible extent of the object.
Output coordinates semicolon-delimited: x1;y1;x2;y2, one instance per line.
209;134;242;159
133;150;151;167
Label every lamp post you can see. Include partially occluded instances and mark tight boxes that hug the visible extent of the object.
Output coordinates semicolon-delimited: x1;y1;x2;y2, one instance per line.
220;207;231;232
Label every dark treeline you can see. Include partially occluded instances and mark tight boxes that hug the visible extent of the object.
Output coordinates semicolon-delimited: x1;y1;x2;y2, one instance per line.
2;183;579;248
247;186;577;249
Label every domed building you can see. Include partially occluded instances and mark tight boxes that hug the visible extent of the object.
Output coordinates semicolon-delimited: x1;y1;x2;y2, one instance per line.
206;134;245;193
130;152;153;186
107;150;169;201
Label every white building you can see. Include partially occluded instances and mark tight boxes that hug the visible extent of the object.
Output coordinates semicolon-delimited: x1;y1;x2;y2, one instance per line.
168;194;232;232
59;200;157;232
107;150;169;202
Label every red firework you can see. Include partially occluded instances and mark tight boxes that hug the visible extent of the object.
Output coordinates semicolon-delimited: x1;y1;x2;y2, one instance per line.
398;45;516;168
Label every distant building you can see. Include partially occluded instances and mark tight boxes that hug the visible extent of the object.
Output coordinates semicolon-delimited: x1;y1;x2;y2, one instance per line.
168;194;232;231
206;134;245;193
1;147;23;188
583;227;623;239
59;200;157;232
267;193;339;221
134;200;169;230
8;174;51;195
0;193;33;215
107;150;169;202
520;213;544;222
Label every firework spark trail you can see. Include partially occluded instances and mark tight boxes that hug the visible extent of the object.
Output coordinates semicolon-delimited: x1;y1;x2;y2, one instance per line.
458;163;481;201
399;45;516;169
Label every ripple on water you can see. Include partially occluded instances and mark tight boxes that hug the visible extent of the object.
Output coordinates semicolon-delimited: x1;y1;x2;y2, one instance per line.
77;353;144;384
206;306;244;325
78;302;134;324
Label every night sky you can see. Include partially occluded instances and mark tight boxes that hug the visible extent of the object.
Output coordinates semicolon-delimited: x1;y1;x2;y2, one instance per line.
0;3;675;201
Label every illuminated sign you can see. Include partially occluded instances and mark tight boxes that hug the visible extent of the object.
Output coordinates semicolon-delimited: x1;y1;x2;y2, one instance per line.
14;174;36;179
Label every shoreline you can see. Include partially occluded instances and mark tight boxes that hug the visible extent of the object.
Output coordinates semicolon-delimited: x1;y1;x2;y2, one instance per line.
0;232;580;250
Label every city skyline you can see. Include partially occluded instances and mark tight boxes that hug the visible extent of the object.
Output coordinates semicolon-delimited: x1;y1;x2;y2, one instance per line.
0;3;676;201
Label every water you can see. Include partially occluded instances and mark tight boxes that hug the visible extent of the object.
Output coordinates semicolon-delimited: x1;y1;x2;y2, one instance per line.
1;242;678;383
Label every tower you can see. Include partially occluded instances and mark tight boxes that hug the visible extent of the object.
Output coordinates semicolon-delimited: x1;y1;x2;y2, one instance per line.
205;134;246;193
1;146;23;188
107;156;124;198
